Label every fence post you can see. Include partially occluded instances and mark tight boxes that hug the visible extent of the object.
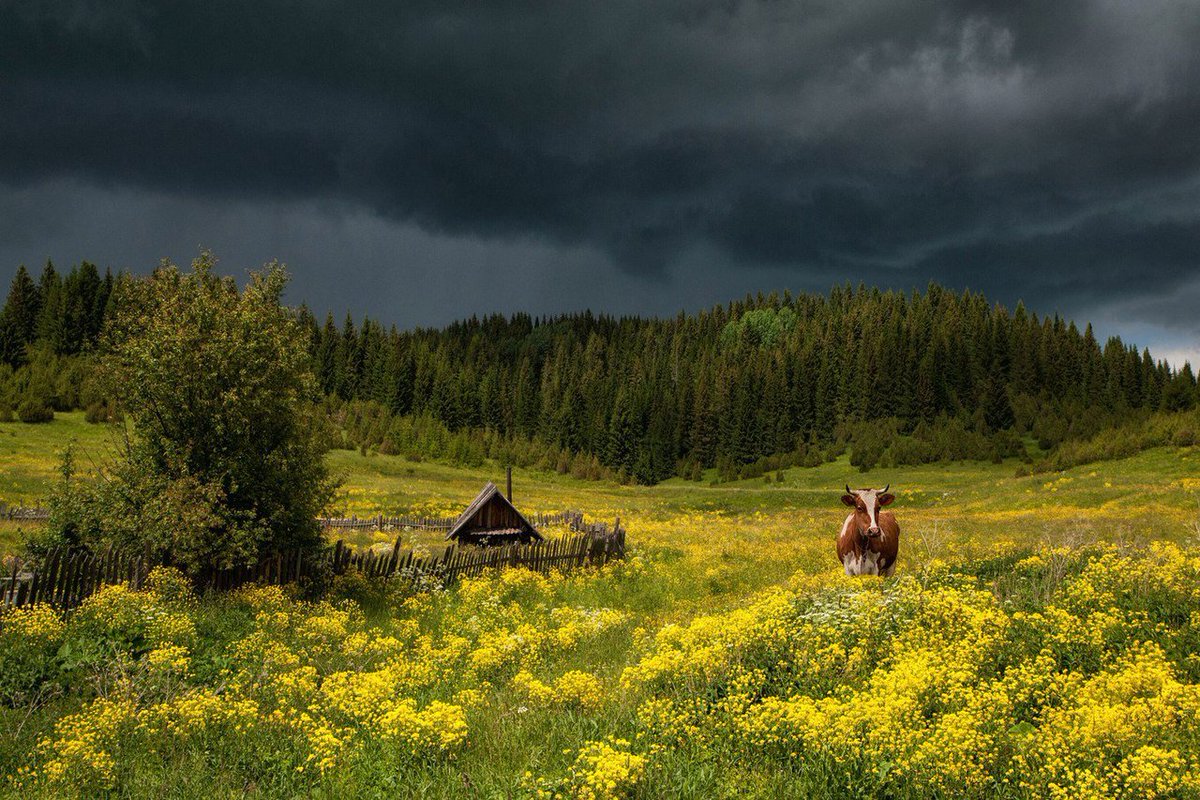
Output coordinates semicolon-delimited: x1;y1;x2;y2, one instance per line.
387;537;403;579
5;555;21;606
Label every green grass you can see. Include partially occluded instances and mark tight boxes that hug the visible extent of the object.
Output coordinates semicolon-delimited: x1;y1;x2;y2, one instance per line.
3;415;1199;558
0;413;114;502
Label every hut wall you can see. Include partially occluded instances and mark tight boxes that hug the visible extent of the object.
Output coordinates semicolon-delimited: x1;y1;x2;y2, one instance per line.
472;496;526;532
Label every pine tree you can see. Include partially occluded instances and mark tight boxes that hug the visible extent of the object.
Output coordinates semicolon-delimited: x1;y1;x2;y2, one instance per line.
60;261;103;353
335;314;360;399
0;265;41;366
36;261;66;351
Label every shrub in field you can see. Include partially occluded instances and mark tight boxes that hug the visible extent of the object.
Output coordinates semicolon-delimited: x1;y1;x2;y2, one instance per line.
46;253;337;576
1035;407;1200;472
16;397;53;423
82;400;121;424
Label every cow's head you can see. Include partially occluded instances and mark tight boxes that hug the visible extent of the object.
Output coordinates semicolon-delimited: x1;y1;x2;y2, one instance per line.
841;484;895;538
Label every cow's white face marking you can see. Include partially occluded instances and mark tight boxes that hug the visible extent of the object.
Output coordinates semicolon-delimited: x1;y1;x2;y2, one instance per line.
864;493;880;533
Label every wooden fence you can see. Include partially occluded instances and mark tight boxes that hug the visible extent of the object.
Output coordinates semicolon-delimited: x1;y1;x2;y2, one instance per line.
1;513;626;609
316;509;592;532
4;506;593;532
0;504;49;522
1;546;154;610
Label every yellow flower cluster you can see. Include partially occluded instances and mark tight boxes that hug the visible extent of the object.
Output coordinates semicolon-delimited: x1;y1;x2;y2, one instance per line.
0;601;68;703
71;581;197;651
138;690;260;741
621;542;1200;797
567;738;647;800
36;697;136;789
1009;642;1200;798
0;602;65;643
145;643;191;675
512;669;605;711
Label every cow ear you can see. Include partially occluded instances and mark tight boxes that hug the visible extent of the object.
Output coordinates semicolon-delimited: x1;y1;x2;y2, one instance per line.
841;494;857;507
879;493;895;506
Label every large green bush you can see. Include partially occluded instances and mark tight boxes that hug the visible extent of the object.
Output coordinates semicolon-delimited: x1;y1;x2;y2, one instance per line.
47;253;337;576
16;397;53;423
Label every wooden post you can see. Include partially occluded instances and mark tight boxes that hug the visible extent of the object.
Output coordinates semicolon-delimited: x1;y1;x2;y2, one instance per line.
387;537;403;579
5;555;21;605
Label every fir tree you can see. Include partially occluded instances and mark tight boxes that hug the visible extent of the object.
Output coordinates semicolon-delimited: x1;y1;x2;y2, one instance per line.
0;265;41;366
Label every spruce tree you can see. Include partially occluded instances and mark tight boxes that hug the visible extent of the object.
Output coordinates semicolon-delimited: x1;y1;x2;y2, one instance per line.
0;265;41;366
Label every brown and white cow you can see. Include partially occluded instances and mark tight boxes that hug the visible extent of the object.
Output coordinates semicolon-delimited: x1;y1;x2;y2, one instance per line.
837;484;900;576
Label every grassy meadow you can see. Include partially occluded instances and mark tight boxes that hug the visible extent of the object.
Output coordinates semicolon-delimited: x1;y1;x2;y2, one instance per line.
3;414;1200;797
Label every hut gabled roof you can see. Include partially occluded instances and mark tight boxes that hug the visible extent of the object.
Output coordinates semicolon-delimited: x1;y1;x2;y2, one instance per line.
445;481;542;541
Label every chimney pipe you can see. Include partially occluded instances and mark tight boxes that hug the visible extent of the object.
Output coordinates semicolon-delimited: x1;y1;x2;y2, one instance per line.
506;466;513;503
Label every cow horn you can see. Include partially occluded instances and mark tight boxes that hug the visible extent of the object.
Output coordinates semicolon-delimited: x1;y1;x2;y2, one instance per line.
882;483;890;493
845;484;852;495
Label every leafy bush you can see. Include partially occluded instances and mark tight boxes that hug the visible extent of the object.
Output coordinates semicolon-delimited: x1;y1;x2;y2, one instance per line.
83;400;121;424
1035;408;1200;473
47;254;337;577
17;398;53;423
880;435;936;467
849;431;888;471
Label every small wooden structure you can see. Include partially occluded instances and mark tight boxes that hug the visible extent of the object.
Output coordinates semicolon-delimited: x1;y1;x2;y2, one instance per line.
446;473;542;546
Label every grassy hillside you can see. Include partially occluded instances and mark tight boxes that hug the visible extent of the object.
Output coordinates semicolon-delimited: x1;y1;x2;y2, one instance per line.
2;413;1199;569
2;419;1200;797
3;414;1198;565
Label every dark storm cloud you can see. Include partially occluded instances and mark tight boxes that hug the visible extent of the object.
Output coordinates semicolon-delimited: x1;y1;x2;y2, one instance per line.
1;0;1199;347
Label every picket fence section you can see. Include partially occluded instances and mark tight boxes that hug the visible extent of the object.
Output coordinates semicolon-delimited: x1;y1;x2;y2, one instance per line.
3;505;593;532
317;509;592;532
0;504;49;522
1;511;625;609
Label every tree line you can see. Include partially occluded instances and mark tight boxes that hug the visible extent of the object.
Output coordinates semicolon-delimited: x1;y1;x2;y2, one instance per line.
0;262;115;420
295;283;1198;482
3;261;1198;482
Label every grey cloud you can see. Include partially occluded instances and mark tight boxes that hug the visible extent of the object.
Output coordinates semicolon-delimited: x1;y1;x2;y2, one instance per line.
0;0;1198;353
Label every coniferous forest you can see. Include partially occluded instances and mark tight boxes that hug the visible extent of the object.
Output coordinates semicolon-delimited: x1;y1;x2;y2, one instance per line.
2;262;1198;484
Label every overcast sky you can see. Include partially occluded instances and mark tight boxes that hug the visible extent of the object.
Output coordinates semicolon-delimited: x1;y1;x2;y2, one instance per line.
2;1;1198;364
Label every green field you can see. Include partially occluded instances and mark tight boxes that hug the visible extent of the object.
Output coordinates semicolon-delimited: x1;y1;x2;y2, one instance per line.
3;412;1197;563
3;416;1200;797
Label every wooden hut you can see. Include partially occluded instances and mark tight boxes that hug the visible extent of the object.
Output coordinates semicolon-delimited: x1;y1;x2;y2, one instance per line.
445;478;542;546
